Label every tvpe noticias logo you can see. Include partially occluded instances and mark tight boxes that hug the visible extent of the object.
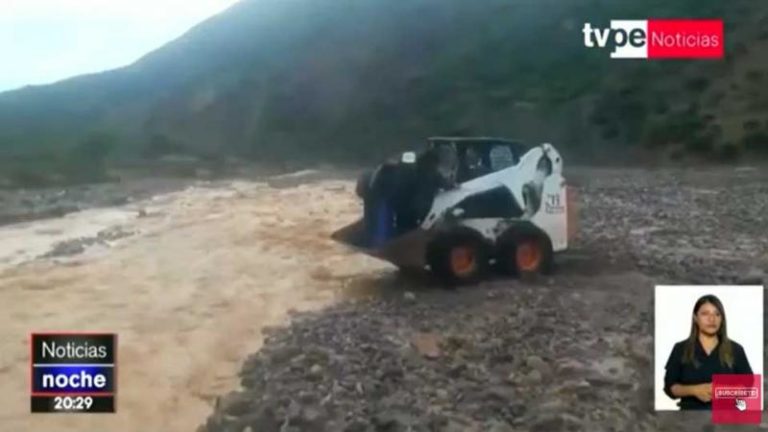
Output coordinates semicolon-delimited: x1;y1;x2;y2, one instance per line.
582;20;724;59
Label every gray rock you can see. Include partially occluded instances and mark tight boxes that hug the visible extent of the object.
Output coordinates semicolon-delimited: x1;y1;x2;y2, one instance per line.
296;406;326;429
309;364;324;378
290;354;307;366
524;369;543;384
556;379;591;395
528;412;585;431
286;400;302;420
236;408;281;431
739;268;765;285
628;336;653;363
448;362;467;378
216;391;251;417
297;390;317;404
535;400;567;412
525;355;551;375
483;386;515;402
42;239;88;258
343;418;370;432
484;420;514;432
442;420;467;432
372;411;413;431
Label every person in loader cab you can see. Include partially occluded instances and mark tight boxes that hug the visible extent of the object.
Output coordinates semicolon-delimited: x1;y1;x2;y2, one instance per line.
360;146;458;243
463;147;491;180
404;147;455;226
360;152;424;244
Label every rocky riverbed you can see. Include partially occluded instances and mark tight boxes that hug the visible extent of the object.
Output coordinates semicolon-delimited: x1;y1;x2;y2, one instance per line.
201;166;768;432
574;166;768;285
0;178;191;226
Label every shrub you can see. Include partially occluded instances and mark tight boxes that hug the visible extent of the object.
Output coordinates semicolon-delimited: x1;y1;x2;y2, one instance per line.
653;98;670;115
745;69;764;82
8;169;49;188
684;133;715;154
742;130;768;153
743;119;761;132
685;77;711;92
718;142;741;161
142;134;186;159
62;132;117;182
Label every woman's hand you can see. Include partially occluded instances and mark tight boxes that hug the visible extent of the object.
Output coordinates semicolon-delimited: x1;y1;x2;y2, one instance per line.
670;383;712;402
692;383;712;402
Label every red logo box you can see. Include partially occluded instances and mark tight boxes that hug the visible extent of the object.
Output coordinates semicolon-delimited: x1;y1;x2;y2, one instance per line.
712;374;762;424
648;19;724;59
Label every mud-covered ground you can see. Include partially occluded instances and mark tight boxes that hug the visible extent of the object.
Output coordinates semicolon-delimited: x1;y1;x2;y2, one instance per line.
201;166;768;432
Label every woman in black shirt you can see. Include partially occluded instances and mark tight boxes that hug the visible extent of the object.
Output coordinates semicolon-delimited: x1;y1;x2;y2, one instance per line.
663;294;753;410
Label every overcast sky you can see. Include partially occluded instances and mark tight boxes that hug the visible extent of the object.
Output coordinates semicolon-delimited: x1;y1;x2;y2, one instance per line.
0;0;240;92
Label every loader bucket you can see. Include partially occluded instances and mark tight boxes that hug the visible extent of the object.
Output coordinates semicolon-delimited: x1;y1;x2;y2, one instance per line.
331;219;432;269
330;219;368;248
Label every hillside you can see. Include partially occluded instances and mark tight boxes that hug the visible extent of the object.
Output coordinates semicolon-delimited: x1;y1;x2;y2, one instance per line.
0;0;766;184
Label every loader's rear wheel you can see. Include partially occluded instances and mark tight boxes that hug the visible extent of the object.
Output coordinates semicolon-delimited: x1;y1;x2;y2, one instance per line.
498;230;553;276
454;246;483;278
427;232;489;286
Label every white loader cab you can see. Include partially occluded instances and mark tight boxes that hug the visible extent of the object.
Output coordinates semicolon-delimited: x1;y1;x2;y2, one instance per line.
332;137;577;285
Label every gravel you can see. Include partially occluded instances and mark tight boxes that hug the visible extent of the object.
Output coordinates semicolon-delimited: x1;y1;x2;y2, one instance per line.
571;166;768;285
200;166;768;432
39;226;137;258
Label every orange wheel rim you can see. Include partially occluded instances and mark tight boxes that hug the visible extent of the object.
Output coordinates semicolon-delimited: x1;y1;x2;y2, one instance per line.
450;247;476;276
516;240;542;272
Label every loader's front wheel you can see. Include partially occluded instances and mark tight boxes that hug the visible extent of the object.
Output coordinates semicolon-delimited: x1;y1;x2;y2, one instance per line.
427;231;489;286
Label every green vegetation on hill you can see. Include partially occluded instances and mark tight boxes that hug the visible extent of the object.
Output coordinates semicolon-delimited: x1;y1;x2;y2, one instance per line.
0;132;118;188
0;0;766;187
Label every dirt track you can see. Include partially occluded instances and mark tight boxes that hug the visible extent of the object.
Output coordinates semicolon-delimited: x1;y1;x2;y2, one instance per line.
0;166;766;431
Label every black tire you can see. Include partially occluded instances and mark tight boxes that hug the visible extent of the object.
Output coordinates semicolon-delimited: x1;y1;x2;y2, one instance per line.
496;228;554;277
427;230;490;287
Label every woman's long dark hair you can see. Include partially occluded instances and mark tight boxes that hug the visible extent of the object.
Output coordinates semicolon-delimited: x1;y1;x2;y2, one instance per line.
682;294;733;368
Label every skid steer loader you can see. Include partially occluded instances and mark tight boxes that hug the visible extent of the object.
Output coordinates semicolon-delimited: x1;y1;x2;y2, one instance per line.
331;137;577;285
